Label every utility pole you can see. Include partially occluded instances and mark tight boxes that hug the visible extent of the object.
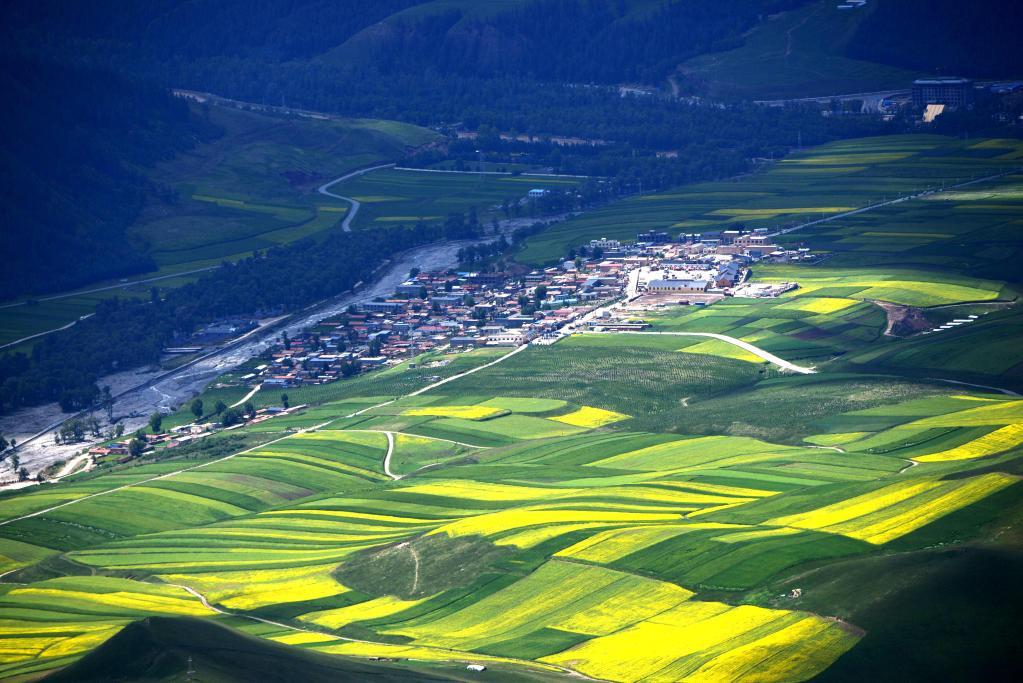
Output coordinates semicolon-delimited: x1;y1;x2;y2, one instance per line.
187;655;196;681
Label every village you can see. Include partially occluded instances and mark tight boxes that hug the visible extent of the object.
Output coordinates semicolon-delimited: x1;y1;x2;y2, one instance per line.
235;223;803;391
44;222;803;476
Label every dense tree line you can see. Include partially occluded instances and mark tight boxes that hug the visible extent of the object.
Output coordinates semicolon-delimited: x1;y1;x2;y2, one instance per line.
404;105;891;193
0;58;221;299
0;219;477;415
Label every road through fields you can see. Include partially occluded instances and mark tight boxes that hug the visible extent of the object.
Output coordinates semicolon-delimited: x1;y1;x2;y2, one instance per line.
317;163;396;231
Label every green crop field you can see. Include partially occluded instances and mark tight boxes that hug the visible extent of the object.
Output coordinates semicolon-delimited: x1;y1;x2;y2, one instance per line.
517;135;1023;264
325;167;584;230
138;107;438;269
3;133;1023;682
678;0;919;100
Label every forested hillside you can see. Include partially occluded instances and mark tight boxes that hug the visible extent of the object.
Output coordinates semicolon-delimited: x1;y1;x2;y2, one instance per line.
0;59;220;299
847;0;1023;79
6;0;805;85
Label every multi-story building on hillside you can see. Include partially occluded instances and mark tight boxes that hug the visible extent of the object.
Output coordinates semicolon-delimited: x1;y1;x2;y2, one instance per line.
912;78;974;108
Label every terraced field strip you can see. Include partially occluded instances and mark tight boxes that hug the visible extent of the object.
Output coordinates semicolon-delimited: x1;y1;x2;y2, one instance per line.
154;582;589;680
771;165;1023;238
0;423;331;529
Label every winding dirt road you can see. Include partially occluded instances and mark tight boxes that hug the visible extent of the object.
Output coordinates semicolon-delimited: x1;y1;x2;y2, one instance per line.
317;163;395;231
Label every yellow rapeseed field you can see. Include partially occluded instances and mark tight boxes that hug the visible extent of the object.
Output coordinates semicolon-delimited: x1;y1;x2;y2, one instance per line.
396;480;573;502
550;406;630;428
270;632;340;646
770;474;1018;545
160;564;347;607
778;297;859;314
299;595;430;630
908;400;1023;427
680;339;764;364
403;405;507;420
836;473;1018;544
556;524;735;563
430;508;681;538
915;423;1023;462
768;480;941;531
38;628;122;659
551;579;693;636
682;616;858;682
494;522;617;548
5;588;212;616
541;603;786;680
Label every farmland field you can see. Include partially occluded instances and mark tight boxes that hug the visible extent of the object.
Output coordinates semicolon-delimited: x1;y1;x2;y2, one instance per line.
517;135;1023;264
324;167;585;230
3;133;1023;682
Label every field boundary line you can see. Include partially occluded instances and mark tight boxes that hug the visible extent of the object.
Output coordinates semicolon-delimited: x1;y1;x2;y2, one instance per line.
0;266;220;311
923;378;1021;397
341;429;491;450
393;166;591;179
382;431;398;480
408;345;530;396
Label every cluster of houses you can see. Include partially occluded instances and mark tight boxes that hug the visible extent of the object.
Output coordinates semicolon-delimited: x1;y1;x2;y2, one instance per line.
225;225;803;393
241;266;628;390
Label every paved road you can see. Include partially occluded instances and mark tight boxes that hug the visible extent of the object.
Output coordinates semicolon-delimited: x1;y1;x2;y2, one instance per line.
317;163;396;231
602;331;817;374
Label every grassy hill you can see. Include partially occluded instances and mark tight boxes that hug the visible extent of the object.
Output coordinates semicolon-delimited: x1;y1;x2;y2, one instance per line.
678;0;919;99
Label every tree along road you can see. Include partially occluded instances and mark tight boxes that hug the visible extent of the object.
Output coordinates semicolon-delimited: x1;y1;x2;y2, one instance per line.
597;331;817;374
317;163;396;231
